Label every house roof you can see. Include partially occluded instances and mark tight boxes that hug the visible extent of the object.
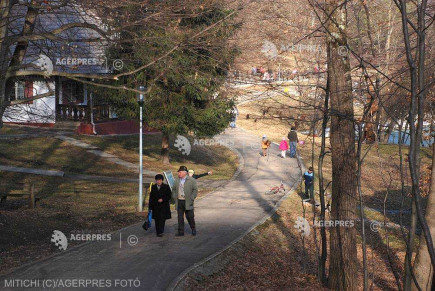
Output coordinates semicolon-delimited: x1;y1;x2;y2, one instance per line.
9;3;112;75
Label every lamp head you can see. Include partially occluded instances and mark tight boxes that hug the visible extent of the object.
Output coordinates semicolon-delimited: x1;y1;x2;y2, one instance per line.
137;85;145;103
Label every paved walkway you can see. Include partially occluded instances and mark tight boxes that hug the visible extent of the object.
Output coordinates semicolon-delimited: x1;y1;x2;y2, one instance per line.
0;128;302;291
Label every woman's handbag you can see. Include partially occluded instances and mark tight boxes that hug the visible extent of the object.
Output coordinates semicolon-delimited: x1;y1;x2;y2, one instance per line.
142;210;152;230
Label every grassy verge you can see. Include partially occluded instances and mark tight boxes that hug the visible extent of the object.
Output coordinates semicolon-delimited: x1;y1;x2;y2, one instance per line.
0;137;137;178
0;126;23;135
0;132;239;180
75;133;239;180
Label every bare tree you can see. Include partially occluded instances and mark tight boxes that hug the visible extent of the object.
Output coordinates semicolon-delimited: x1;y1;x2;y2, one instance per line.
392;0;435;289
324;1;358;289
412;144;435;290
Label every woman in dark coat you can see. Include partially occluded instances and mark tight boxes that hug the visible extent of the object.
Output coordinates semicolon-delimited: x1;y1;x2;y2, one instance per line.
149;174;172;237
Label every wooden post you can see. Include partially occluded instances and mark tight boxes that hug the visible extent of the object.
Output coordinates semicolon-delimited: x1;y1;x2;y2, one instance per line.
29;183;35;209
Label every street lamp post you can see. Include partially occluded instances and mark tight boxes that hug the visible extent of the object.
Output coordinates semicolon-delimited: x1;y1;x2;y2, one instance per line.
137;86;145;212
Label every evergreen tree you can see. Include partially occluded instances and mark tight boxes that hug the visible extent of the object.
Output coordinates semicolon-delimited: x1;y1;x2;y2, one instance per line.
95;1;239;163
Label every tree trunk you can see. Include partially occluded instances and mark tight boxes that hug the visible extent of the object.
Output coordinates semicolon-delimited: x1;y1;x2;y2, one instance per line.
326;1;358;290
0;0;13;127
161;133;170;164
398;0;435;277
405;201;418;290
412;144;435;291
318;80;329;285
0;1;38;125
8;5;38;68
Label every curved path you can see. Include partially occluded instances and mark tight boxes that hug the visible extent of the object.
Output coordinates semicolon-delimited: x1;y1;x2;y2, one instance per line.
0;128;301;291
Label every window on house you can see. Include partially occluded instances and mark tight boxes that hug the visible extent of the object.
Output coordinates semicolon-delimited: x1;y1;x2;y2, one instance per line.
62;80;84;104
14;81;33;104
15;82;24;99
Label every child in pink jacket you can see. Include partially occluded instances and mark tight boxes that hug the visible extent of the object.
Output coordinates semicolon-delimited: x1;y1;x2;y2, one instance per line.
279;137;289;158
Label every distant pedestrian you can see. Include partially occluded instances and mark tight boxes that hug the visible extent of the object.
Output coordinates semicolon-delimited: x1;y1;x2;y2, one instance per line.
230;106;239;128
173;166;198;236
263;71;270;82
148;174;172;237
261;135;271;157
303;167;315;201
188;169;213;179
260;66;266;74
287;127;299;158
251;67;257;75
279;137;289;158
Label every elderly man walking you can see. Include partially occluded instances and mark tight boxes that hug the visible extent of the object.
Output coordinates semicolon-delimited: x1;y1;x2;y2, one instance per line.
173;166;198;236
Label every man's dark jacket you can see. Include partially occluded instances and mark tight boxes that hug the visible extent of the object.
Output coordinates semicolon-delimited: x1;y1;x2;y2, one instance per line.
149;183;172;220
288;130;299;142
192;172;209;179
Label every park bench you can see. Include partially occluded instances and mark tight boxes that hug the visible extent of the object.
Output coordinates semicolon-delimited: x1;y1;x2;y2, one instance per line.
0;182;40;208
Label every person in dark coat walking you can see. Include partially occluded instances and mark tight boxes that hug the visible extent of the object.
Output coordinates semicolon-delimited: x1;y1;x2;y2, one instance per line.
288;127;299;158
148;174;172;237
